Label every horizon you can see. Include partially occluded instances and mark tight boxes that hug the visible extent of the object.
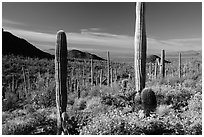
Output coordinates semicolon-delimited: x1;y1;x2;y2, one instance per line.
2;2;202;58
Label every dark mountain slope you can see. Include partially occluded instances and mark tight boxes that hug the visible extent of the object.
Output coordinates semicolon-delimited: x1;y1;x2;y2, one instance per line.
68;49;105;60
2;29;54;59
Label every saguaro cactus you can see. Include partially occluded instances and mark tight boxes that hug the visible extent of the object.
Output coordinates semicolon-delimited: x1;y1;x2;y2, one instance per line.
178;52;181;78
114;68;117;82
91;59;94;86
134;2;147;93
55;30;68;135
82;66;85;86
110;67;113;87
141;88;157;116
100;69;103;87
107;51;110;86
154;58;159;79
22;67;27;97
160;49;165;78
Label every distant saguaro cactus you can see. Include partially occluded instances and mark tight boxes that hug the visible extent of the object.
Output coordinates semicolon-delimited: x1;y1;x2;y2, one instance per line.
91;59;94;86
141;88;157;116
178;52;181;78
134;2;147;93
100;69;103;87
82;66;85;86
160;49;165;78
107;51;110;86
114;68;117;82
154;58;159;79
110;67;113;87
55;30;68;135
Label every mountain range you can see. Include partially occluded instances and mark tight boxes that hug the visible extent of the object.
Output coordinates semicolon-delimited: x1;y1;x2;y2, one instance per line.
2;28;201;61
2;29;105;60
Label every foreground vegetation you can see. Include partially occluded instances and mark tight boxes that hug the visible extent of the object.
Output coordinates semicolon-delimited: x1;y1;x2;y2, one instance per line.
2;55;202;135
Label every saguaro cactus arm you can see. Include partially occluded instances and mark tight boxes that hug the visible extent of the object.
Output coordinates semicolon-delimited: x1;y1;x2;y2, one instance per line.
55;30;68;135
134;2;147;93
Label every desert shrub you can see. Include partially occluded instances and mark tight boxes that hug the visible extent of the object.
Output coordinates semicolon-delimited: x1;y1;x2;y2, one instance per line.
2;91;18;111
182;79;197;88
2;110;47;135
80;86;101;99
73;98;87;110
152;85;194;110
80;108;174;135
30;80;56;108
84;97;102;113
156;104;173;116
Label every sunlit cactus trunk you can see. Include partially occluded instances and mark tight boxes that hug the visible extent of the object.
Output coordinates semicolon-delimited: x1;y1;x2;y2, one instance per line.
154;58;159;79
160;49;165;78
55;30;68;135
100;69;103;87
107;51;110;86
134;2;147;93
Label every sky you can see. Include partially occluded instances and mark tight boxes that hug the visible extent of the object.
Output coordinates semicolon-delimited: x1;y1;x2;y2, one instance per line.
2;2;202;58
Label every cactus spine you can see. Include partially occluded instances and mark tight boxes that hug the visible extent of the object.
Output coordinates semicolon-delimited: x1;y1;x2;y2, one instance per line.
134;2;147;93
55;30;68;135
160;49;165;78
107;51;110;86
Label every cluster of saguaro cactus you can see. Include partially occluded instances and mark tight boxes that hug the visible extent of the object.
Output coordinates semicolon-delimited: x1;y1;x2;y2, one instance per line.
55;30;68;135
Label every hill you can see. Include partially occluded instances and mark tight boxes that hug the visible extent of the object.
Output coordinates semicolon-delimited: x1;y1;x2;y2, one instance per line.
2;29;54;59
68;49;105;60
46;49;105;61
147;55;171;63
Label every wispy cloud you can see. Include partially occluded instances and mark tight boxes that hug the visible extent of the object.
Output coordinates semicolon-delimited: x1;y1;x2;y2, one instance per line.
3;27;201;55
148;37;202;53
2;18;25;26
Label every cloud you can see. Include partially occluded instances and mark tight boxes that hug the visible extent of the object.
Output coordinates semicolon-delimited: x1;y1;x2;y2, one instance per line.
3;27;201;55
2;18;26;27
148;37;202;53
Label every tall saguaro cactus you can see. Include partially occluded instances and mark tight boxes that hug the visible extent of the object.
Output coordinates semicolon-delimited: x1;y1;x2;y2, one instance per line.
160;49;165;78
55;30;68;135
107;51;110;86
134;2;147;93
